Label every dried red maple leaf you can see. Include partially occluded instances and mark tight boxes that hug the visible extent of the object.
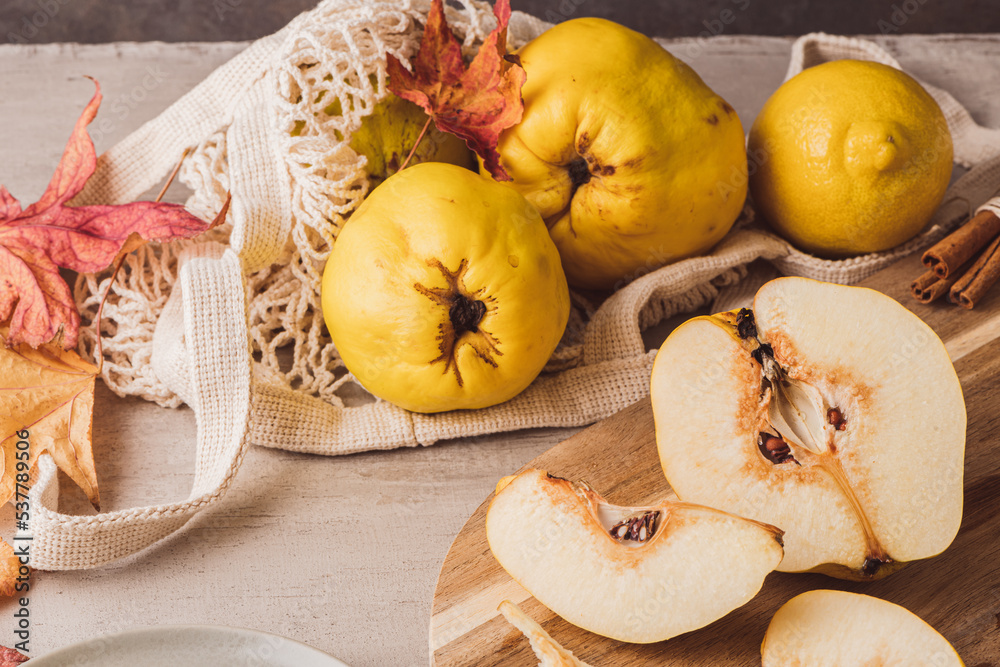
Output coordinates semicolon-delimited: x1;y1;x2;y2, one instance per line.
387;0;526;180
0;643;27;667
0;79;219;349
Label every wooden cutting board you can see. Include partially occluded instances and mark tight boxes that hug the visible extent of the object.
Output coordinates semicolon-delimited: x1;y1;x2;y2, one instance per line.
429;249;1000;666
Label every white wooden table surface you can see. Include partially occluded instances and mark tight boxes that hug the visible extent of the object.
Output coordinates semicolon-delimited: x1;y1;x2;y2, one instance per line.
0;33;998;667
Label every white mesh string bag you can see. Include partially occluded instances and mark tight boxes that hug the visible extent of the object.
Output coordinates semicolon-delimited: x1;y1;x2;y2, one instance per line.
24;1;1000;569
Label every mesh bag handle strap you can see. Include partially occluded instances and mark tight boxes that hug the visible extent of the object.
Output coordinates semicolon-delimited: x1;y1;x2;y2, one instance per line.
69;27;292;207
27;245;252;570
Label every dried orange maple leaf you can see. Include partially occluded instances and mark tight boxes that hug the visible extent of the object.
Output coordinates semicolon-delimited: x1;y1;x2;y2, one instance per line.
387;0;525;180
0;329;99;509
0;540;25;599
0;78;218;349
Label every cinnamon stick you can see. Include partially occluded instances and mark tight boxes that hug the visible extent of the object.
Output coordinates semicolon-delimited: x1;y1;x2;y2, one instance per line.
949;234;1000;309
922;210;1000;278
910;269;960;304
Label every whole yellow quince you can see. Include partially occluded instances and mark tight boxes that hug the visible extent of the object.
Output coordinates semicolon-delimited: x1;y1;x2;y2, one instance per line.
489;18;748;290
321;162;569;413
748;60;953;257
291;79;474;187
350;94;474;187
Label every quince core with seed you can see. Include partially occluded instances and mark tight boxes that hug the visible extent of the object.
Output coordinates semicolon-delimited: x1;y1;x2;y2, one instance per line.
488;18;748;290
651;277;965;579
321;162;569;413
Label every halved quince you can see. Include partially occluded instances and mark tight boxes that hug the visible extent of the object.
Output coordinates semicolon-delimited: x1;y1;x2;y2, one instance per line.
652;277;966;579
762;590;964;665
486;469;784;644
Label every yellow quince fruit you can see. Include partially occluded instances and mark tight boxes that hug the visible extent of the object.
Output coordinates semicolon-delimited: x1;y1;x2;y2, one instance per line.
350;94;474;188
291;78;474;187
748;59;953;257
321;162;569;413
488;18;748;290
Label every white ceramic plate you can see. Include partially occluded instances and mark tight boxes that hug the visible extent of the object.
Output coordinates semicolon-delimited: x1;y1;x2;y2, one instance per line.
30;625;350;666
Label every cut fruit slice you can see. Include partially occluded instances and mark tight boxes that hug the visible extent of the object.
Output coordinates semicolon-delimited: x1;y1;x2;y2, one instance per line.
652;277;966;579
486;469;784;644
498;600;592;666
761;590;964;666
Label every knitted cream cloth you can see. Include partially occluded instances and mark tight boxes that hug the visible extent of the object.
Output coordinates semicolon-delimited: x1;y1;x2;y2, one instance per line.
25;0;1000;569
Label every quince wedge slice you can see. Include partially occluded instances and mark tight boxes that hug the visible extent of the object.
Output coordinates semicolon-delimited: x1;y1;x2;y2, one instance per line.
486;469;784;644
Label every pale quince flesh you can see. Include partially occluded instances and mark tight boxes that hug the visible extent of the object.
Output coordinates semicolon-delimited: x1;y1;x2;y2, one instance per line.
652;277;965;580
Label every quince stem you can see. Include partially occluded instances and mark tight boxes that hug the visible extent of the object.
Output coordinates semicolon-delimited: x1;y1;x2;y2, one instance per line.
398;116;433;172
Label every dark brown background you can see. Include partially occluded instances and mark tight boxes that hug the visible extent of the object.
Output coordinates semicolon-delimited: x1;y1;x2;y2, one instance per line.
2;0;999;44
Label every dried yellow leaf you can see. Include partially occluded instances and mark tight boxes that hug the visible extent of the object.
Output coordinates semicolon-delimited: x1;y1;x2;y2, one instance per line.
0;330;99;509
0;540;24;598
